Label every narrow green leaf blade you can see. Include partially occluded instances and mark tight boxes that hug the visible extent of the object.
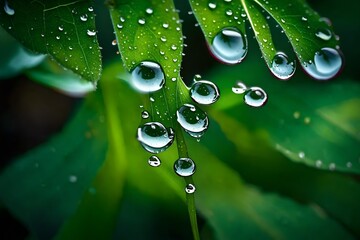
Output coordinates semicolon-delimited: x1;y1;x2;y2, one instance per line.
0;0;102;82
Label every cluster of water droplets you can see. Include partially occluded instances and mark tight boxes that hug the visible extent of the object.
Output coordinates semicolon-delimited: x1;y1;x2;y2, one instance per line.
232;81;268;107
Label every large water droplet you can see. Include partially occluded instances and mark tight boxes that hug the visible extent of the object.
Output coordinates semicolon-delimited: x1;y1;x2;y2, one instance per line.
210;27;247;64
4;0;14;15
244;87;267;107
131;61;165;93
232;81;247;94
176;104;209;138
174;158;196;177
315;28;332;41
137;122;174;153
270;52;296;80
190;80;220;105
148;155;161;167
185;184;196;194
302;47;343;80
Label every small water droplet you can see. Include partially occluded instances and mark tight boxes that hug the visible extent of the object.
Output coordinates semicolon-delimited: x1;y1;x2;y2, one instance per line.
80;14;88;21
148;155;161;167
190;80;220;105
112;39;117;45
174;158;196;177
232;81;247;94
162;23;169;29
87;29;96;36
137;122;174;153
176;104;209;138
138;18;146;25
117;24;123;29
271;52;296;80
298;151;305;159
141;110;150;119
69;175;78;183
146;8;153;14
120;17;125;22
208;2;216;9
131;61;165;93
210;27;247;64
315;160;322;168
329;163;336;171
58;26;64;31
185;183;196;194
302;47;343;80
4;0;15;15
244;87;267;107
315;28;332;41
171;44;177;50
301;17;308;21
88;6;94;12
225;9;233;16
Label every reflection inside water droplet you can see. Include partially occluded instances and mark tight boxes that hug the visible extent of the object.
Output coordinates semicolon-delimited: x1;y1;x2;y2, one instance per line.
148;155;161;167
210;27;247;64
271;52;296;80
190;80;220;105
131;61;165;93
174;158;196;177
137;122;174;153
244;87;267;107
176;104;209;138
302;47;342;80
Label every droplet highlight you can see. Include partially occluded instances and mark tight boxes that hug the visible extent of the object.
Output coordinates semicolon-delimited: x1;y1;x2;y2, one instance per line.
176;104;209;138
131;61;165;93
137;122;174;153
271;52;296;80
174;158;196;177
210;27;247;64
190;80;220;105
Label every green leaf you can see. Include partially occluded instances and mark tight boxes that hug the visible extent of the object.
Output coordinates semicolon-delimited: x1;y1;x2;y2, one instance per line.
0;89;108;239
26;59;96;97
189;0;342;80
0;0;102;82
210;55;360;174
0;27;45;79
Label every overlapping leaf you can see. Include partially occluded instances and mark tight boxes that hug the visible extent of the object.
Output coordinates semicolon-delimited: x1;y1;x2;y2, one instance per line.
0;0;101;82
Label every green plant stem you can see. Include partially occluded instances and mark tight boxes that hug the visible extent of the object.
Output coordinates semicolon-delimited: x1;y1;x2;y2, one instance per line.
175;126;201;240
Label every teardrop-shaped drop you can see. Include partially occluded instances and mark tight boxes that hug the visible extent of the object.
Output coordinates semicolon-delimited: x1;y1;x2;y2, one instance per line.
137;122;174;153
176;104;209;138
131;61;165;92
302;47;343;80
210;27;247;64
270;52;296;80
174;158;196;177
190;80;220;105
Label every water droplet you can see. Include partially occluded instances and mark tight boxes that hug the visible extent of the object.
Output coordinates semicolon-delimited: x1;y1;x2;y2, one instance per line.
298;151;305;159
315;160;322;168
141;110;150;119
208;2;216;9
210;27;247;64
185;183;196;194
80;14;88;21
87;29;96;36
302;47;343;80
4;0;14;15
232;81;247;94
69;175;78;183
88;6;94;12
315;28;332;41
174;158;196;177
163;23;169;28
225;9;233;16
146;8;153;14
117;24;123;29
137;122;174;153
58;26;64;31
190;80;220;105
138;18;146;25
271;52;296;80
112;39;117;45
148;155;161;167
329;163;336;171
301;17;308;21
130;61;165;93
176;104;209;138
244;87;267;107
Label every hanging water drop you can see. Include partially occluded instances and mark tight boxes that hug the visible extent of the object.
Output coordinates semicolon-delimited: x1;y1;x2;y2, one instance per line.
270;52;296;80
185;184;196;194
232;81;247;94
148;155;161;167
210;27;247;64
130;61;165;93
4;0;14;15
190;80;220;105
137;122;174;153
315;28;332;41
244;87;267;107
302;47;343;80
176;104;209;138
174;158;196;177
